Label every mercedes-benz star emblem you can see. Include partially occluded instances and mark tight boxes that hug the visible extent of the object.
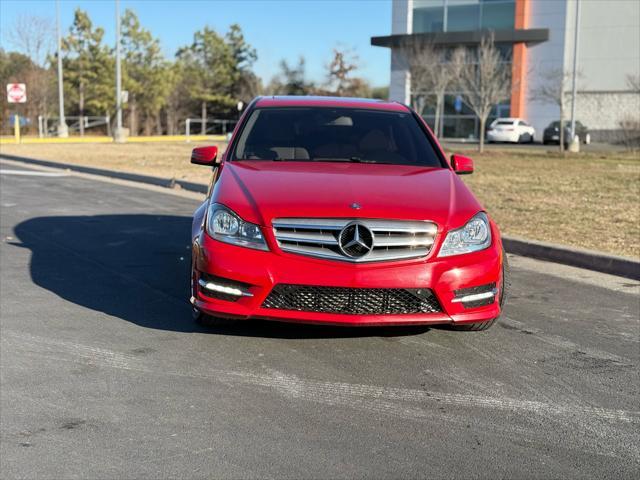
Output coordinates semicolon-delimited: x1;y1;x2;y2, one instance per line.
338;222;374;258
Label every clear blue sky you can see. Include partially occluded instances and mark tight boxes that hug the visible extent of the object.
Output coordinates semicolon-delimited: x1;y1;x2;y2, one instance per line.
0;0;392;87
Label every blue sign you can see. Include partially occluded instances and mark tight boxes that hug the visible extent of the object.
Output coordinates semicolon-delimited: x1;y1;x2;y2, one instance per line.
8;114;30;127
454;95;463;113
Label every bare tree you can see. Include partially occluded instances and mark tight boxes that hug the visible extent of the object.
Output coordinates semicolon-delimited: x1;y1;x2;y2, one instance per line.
452;35;511;153
4;15;56;133
618;74;640;151
407;41;460;137
326;47;359;96
5;14;55;67
530;67;576;152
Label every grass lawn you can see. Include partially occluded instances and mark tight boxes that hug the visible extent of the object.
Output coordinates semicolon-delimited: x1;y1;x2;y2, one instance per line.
0;142;220;184
1;141;638;258
460;149;639;258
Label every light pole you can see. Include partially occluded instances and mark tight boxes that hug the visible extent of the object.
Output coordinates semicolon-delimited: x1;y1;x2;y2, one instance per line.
569;0;581;141
113;0;127;142
56;0;68;137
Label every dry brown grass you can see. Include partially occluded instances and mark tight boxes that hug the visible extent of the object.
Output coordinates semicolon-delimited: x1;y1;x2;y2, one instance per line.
0;142;218;184
460;149;640;258
2;142;638;258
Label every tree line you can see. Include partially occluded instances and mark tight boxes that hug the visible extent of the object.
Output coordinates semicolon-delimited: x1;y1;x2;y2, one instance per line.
1;9;387;136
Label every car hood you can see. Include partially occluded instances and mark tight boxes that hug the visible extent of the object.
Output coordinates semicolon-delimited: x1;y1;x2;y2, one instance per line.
212;160;483;229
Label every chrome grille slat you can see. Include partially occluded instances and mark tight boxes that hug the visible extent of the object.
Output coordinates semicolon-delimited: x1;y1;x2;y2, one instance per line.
273;218;437;263
373;235;434;247
276;231;338;245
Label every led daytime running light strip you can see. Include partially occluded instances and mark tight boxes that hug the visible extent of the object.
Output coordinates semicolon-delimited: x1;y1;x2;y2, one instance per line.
451;289;497;303
198;279;253;297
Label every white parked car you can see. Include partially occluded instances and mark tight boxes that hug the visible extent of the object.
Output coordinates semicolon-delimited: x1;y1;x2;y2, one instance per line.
486;118;535;143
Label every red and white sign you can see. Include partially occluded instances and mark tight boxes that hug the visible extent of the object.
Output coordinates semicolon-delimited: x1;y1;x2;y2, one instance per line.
6;83;27;103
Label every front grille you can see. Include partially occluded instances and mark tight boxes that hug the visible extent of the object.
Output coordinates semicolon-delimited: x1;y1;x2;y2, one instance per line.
262;284;442;315
272;218;438;263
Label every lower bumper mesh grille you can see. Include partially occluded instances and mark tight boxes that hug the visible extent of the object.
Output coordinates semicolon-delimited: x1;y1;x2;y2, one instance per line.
262;284;442;315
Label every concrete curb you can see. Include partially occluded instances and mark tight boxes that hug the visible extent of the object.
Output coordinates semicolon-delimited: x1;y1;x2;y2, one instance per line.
2;153;638;280
0;153;208;194
502;236;639;281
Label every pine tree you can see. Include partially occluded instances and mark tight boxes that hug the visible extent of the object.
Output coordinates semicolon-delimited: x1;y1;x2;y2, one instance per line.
62;9;113;135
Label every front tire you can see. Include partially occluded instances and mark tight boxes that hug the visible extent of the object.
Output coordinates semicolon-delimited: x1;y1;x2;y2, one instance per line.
454;317;498;331
451;249;510;332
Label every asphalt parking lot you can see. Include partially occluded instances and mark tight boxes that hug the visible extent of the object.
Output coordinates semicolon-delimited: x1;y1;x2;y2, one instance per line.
1;160;639;479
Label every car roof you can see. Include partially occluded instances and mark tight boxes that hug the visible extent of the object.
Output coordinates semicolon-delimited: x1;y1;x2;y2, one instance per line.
254;95;410;112
493;117;522;122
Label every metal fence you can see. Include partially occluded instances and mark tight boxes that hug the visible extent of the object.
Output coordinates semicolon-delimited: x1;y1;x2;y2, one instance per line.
38;116;111;137
185;118;238;140
4;115;237;140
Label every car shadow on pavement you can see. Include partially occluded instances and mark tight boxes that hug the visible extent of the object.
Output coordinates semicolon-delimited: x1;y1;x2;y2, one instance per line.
14;214;430;339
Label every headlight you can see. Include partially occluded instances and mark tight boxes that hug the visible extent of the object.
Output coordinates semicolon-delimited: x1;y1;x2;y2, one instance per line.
438;212;491;257
206;203;268;251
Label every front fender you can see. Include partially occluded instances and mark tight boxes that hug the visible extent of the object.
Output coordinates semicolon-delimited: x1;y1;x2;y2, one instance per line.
192;200;208;240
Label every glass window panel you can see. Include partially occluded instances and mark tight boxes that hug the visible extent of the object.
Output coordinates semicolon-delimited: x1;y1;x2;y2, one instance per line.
412;0;445;33
490;103;511;117
441;117;478;139
496;44;513;61
411;95;438;116
447;2;481;32
443;94;475;115
481;1;515;30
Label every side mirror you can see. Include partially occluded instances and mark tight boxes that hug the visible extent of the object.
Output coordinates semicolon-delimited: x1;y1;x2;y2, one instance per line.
191;146;219;166
451;154;474;175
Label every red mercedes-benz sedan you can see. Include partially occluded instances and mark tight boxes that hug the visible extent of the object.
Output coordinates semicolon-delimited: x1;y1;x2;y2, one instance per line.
189;96;508;330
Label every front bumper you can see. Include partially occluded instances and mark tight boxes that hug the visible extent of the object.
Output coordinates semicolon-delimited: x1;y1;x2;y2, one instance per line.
192;225;504;327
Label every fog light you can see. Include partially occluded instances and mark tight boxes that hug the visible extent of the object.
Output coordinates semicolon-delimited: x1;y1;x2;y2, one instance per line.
197;274;253;301
199;279;252;297
452;283;497;308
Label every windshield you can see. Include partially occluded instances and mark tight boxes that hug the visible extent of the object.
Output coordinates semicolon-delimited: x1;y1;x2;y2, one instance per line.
550;121;582;129
232;107;444;167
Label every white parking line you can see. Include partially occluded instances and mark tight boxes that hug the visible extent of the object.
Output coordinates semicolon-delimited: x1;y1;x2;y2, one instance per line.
0;169;69;177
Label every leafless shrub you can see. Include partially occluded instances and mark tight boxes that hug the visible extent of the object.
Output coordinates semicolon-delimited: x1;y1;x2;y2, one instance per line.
530;68;580;152
406;41;460;137
618;115;640;151
5;15;55;67
452;35;511;152
616;74;640;151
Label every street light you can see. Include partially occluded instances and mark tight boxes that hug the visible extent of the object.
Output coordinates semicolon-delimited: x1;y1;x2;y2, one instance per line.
56;0;68;138
569;0;581;142
113;0;127;142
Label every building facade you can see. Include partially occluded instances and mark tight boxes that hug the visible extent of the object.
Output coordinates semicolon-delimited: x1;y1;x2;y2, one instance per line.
372;0;640;141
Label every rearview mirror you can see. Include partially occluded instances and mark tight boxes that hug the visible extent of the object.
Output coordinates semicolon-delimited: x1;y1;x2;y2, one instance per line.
451;154;473;175
191;146;219;166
